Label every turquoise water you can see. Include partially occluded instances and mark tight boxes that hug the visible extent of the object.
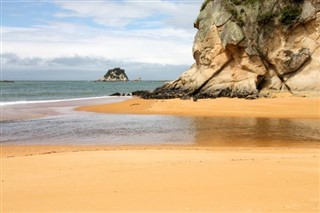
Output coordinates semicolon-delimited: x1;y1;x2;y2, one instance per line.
0;81;165;104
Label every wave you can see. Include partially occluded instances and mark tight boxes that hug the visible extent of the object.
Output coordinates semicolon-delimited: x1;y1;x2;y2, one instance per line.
0;96;129;106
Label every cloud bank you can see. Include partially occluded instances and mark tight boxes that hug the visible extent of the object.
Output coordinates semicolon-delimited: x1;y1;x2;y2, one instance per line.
2;0;202;80
2;53;189;81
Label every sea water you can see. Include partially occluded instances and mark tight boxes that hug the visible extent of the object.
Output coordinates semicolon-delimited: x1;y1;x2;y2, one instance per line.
1;81;165;105
1;81;319;147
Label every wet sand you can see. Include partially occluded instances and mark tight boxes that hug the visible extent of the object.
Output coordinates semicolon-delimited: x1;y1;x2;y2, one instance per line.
1;96;130;121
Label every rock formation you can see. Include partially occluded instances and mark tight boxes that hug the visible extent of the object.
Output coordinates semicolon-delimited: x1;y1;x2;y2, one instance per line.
97;68;129;82
143;0;320;99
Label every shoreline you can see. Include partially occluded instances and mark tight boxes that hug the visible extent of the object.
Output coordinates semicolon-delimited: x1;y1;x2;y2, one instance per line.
1;96;130;121
2;144;320;158
76;96;320;119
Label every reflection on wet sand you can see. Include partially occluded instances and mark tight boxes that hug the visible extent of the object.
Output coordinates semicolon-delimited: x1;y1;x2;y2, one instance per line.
2;109;319;147
191;117;320;147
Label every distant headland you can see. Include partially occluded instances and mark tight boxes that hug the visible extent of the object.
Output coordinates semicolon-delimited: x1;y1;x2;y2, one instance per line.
0;80;14;83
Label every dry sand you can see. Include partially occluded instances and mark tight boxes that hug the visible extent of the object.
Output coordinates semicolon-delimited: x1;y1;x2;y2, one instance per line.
1;146;319;212
77;96;320;119
2;96;320;212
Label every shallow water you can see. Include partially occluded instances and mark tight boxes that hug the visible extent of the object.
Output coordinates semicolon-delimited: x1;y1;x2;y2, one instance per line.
1;100;319;147
2;113;193;145
191;117;320;147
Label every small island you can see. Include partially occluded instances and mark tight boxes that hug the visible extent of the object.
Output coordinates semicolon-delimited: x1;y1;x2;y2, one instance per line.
0;80;14;83
96;67;129;82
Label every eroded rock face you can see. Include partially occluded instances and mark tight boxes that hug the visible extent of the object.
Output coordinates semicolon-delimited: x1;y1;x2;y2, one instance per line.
97;68;129;82
144;0;320;99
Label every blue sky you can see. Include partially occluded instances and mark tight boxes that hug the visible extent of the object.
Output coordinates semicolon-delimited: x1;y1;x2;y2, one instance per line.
2;0;202;80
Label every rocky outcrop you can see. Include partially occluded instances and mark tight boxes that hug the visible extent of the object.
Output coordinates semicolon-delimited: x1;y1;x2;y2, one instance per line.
144;0;320;99
97;68;129;82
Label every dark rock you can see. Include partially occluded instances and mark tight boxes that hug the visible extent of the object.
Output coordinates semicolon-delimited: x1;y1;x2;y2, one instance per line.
245;94;259;100
192;96;198;102
132;90;151;97
110;92;121;96
181;95;191;100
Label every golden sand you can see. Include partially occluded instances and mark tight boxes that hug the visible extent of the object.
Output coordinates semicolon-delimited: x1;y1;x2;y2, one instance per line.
2;146;319;212
77;96;320;119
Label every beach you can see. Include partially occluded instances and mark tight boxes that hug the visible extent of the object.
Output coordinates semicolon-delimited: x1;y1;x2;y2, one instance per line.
1;146;319;212
3;0;320;211
77;95;320;119
2;96;320;212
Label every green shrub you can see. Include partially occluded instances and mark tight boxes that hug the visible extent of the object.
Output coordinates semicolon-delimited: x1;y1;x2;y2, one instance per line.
258;12;277;25
280;6;301;25
292;0;304;3
245;0;260;5
224;2;238;17
231;0;244;5
236;19;245;27
200;0;212;11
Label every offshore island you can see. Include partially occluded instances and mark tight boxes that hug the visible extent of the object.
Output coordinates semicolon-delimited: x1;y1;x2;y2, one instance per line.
95;67;129;82
2;0;320;212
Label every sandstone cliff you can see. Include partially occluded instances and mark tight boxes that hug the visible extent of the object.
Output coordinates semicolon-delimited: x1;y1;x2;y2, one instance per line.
97;68;129;82
146;0;320;99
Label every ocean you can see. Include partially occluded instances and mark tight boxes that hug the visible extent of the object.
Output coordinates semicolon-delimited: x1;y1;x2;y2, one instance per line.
1;81;319;146
1;81;165;105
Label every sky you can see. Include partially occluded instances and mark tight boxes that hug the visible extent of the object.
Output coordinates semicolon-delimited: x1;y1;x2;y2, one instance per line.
1;0;203;80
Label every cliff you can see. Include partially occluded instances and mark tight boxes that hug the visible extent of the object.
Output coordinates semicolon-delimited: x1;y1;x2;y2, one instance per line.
145;0;320;99
97;68;129;82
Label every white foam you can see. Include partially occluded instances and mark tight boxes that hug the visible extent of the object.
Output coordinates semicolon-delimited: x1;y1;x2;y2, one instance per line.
0;96;130;106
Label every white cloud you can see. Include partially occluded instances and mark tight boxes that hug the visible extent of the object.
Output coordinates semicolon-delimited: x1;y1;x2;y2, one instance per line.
54;0;202;29
3;23;196;65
